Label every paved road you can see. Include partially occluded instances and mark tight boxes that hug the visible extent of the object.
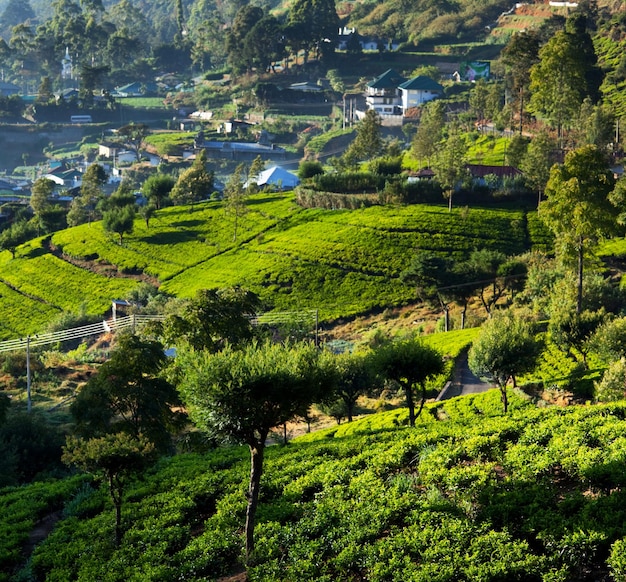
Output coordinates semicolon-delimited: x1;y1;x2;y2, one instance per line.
436;351;492;401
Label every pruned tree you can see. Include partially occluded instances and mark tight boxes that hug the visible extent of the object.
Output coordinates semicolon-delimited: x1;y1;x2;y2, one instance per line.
333;351;375;422
468;311;542;413
175;340;336;559
373;337;444;426
63;433;155;546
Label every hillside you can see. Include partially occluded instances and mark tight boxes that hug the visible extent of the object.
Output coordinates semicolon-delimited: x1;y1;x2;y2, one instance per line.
0;195;548;340
5;390;626;581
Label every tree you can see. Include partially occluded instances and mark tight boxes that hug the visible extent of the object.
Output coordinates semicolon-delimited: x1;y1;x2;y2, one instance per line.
247;155;265;194
164;287;262;353
344;109;383;165
243;15;285;73
411;100;446;166
401;251;452;330
30;177;55;224
224;162;248;241
63;433;155;546
102;204;135;244
539;145;617;313
36;76;54;105
431;128;470;211
549;303;605;367
175;340;335;559
170;150;214;208
520;130;557;205
529;14;602;142
141;173;175;210
468;311;542;413
0;220;35;258
333;351;375;422
70;333;183;452
226;5;264;73
501;30;540;134
138;203;156;228
373;337;444;427
117;123;150;162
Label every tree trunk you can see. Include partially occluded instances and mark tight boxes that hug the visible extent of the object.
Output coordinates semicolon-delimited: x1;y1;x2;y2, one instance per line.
500;384;509;414
109;474;123;547
416;382;427;420
404;382;416;427
576;238;583;315
245;437;266;561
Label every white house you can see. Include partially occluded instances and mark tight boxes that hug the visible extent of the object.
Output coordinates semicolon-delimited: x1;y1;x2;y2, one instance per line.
365;69;406;116
398;76;444;110
364;69;443;119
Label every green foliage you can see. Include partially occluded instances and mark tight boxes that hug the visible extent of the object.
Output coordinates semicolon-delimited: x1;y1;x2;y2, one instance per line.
469;311;543;412
71;333;182;452
23;397;626;580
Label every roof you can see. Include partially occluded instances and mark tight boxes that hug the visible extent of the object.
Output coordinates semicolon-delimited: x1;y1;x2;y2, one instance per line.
399;76;444;92
289;82;322;92
367;69;407;89
254;166;300;189
466;165;522;178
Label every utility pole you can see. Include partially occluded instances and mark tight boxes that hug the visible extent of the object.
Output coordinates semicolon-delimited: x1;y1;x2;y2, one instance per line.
26;336;31;413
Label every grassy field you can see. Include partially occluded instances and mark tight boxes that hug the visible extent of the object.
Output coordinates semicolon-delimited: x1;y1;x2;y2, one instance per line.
0;195;549;338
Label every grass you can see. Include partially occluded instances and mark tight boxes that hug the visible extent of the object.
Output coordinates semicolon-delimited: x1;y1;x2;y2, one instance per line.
116;97;168;109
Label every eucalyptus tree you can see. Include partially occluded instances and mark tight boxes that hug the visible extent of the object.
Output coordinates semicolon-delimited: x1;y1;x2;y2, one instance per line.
501;30;540;134
529;14;603;144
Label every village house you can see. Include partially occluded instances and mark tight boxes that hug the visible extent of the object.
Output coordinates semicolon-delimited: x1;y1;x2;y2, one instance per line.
361;69;444;125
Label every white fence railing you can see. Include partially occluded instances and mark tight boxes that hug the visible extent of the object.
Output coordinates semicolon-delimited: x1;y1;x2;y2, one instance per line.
0;315;165;354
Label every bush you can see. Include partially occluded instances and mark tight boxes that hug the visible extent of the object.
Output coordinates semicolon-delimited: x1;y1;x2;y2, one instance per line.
298;161;324;181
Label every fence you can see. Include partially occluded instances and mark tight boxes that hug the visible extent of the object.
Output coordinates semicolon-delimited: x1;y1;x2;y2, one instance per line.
2;310;318;412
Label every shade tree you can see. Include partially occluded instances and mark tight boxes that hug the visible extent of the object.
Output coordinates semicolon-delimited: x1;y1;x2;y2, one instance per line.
468;310;542;413
63;433;155;547
373;337;444;426
70;333;183;452
175;339;336;559
163;286;262;353
539;145;618;313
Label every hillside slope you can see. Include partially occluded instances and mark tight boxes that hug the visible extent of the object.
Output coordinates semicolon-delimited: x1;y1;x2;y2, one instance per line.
7;391;626;581
0;195;547;339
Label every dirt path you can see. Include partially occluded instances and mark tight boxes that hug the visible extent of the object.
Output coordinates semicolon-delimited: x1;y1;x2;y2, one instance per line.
21;510;63;562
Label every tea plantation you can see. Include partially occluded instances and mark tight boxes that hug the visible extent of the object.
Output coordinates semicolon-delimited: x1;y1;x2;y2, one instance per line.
0;194;549;339
5;390;626;581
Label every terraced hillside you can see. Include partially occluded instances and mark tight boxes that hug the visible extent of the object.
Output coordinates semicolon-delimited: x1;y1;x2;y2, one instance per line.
0;195;549;339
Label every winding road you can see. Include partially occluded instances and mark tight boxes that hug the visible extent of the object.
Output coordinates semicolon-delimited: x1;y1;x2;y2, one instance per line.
436;351;492;401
